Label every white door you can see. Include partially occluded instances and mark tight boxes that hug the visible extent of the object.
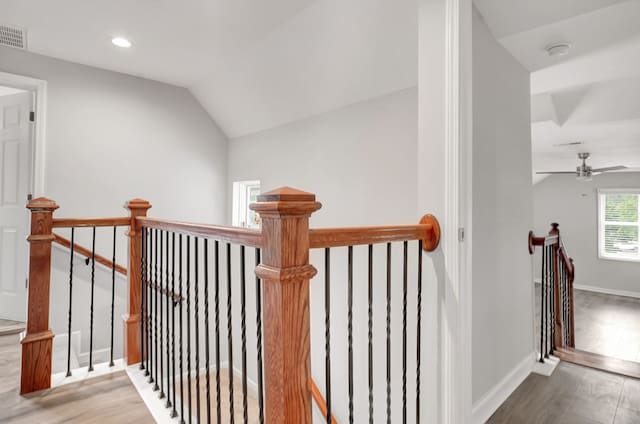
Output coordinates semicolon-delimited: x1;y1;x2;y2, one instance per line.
0;91;32;322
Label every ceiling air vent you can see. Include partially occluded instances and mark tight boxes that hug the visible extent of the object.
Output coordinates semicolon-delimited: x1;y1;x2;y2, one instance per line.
0;24;27;50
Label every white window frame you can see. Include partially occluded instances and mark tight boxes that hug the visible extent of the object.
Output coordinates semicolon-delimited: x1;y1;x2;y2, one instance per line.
597;188;640;263
232;180;261;229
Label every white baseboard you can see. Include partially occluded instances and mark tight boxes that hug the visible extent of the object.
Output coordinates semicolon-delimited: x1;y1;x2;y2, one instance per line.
471;352;535;424
573;284;640;299
52;359;126;388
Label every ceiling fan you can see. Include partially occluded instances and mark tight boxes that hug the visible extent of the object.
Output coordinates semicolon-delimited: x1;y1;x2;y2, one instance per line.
537;152;627;181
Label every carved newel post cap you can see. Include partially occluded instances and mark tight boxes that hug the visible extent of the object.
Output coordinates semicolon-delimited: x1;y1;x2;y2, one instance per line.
124;198;152;211
551;222;559;231
26;197;59;211
250;187;322;215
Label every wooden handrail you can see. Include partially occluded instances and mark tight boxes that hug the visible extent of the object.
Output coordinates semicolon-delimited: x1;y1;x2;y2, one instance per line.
309;379;338;424
310;214;441;251
52;216;130;228
52;233;127;276
136;217;263;248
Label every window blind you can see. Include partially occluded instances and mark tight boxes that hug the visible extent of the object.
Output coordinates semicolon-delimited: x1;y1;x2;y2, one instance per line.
599;191;640;261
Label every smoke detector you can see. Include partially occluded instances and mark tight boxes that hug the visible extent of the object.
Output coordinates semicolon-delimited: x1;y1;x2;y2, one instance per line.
545;42;571;57
0;24;27;50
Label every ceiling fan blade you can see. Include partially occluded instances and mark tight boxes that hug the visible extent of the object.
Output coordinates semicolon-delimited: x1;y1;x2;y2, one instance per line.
591;165;627;173
535;171;576;174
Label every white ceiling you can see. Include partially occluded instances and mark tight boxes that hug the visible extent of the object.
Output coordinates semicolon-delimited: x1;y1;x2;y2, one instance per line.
476;0;640;184
3;0;416;138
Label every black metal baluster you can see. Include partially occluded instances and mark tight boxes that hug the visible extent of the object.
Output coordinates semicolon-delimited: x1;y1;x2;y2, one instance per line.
166;231;172;408
109;226;117;367
541;245;547;360
154;229;160;390
141;227;146;373
226;242;235;424
255;248;264;424
368;244;374;424
546;246;552;357
172;233;178;418
240;245;248;424
402;240;408;423
386;242;392;424
416;240;423;424
160;231;165;399
179;234;185;424
66;228;75;377
324;247;332;424
550;246;556;354
205;240;212;424
186;235;192;424
195;238;201;423
347;245;354;424
88;226;96;372
215;241;222;424
148;229;154;382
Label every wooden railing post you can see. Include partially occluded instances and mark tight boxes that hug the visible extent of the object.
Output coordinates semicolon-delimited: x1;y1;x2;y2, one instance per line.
21;198;59;394
549;223;563;349
250;187;321;424
123;199;152;365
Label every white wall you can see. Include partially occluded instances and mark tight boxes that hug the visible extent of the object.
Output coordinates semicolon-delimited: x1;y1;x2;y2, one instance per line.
0;46;228;364
533;172;640;295
471;7;534;411
228;87;418;227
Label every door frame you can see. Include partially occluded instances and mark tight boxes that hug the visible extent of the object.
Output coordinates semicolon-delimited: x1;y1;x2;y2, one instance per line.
0;71;47;197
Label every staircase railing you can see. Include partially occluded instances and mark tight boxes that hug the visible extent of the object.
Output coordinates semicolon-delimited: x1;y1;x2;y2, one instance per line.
528;223;575;362
20;187;440;424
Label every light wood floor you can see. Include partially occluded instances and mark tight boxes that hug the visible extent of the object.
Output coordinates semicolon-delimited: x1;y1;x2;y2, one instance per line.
489;361;640;423
0;319;25;336
0;333;154;424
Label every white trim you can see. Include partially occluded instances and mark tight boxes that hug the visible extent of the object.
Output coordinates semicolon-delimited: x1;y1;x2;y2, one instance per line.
443;0;473;422
471;352;535;424
532;354;560;377
52;359;126;388
0;71;47;196
573;283;640;299
597;189;640;263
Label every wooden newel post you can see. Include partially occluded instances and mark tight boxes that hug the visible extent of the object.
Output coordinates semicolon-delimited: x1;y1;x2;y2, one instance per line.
549;222;563;349
123;199;152;365
21;197;59;394
250;187;322;424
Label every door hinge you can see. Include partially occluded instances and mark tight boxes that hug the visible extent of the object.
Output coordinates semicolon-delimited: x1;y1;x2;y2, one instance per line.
29;111;35;122
458;227;465;242
27;193;33;201
25;278;28;289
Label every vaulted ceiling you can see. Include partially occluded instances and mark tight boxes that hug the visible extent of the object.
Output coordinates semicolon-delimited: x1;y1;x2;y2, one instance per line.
2;0;416;138
475;0;640;183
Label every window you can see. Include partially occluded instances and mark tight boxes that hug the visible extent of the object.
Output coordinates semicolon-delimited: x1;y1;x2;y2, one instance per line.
598;189;640;262
232;180;261;229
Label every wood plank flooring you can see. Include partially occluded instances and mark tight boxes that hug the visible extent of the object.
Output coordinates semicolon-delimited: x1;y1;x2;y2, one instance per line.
489;361;640;423
0;333;154;424
0;319;25;336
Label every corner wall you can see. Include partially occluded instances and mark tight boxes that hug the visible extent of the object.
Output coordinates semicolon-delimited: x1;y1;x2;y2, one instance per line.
471;8;534;419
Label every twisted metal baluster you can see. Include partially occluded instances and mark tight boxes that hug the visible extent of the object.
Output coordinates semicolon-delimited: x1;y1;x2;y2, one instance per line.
416;240;423;424
402;241;408;423
194;238;200;423
240;245;248;424
65;228;75;377
171;233;178;418
347;246;354;424
324;247;332;424
386;242;392;424
204;240;211;424
154;229;160;390
226;242;235;424
159;231;165;399
368;244;374;424
186;235;192;424
140;227;146;372
215;241;222;424
179;234;185;424
109;226;117;367
165;231;172;408
88;226;96;372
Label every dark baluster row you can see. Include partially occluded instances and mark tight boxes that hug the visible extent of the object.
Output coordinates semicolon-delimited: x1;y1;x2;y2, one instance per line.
139;228;264;423
63;226;121;377
321;241;424;423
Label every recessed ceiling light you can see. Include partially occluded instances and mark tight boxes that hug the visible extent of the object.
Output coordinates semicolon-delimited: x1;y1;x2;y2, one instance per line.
111;37;131;48
545;42;571;57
